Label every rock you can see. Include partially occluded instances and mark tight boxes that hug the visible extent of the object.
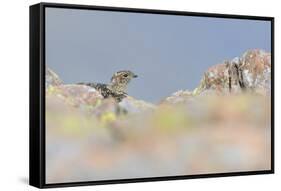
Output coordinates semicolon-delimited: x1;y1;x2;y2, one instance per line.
198;63;230;94
46;94;271;183
45;66;155;115
196;49;271;95
160;90;194;104
61;84;103;106
238;49;271;94
44;51;271;183
46;83;154;117
46;67;63;87
162;49;271;104
91;98;118;117
119;96;155;113
46;84;103;110
46;49;271;111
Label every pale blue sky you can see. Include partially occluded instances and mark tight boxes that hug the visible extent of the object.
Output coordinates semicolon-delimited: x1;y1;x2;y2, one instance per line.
46;8;271;103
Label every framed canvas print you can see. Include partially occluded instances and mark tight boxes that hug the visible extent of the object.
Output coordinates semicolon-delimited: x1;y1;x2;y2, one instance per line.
29;2;274;188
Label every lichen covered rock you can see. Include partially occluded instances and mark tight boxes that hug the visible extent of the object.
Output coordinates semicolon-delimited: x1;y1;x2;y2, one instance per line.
46;84;103;109
161;50;271;104
196;49;271;96
46;80;155;118
238;50;271;94
160;90;194;104
119;96;155;113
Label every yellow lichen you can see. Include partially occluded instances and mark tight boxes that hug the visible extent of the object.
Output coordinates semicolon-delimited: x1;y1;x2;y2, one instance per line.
101;112;116;124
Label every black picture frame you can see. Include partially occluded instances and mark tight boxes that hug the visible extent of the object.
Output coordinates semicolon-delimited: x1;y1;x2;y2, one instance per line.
29;2;275;189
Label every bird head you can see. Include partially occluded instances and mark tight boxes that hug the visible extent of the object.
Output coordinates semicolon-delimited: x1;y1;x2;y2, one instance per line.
110;70;138;93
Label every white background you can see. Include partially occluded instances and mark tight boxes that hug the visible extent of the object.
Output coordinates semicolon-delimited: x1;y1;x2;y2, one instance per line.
0;0;279;190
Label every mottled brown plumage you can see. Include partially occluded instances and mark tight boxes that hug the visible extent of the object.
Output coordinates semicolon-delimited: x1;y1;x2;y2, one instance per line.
78;70;137;102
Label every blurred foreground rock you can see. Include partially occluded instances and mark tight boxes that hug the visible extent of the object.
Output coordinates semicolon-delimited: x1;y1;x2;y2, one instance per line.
46;94;271;183
119;96;156;113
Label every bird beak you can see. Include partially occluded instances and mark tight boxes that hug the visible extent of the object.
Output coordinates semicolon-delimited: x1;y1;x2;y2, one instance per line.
133;74;138;78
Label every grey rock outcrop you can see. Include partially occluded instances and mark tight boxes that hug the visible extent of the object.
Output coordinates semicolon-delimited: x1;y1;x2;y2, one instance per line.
195;49;271;95
162;49;271;104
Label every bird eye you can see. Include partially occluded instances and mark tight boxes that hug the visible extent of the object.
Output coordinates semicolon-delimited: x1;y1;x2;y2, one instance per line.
123;74;128;77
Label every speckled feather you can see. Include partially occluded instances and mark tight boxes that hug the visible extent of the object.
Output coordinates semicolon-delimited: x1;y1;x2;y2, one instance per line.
78;70;137;102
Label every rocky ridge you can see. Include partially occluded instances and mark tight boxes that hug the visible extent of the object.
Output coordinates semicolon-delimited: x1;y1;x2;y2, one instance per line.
46;49;271;113
46;69;155;121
